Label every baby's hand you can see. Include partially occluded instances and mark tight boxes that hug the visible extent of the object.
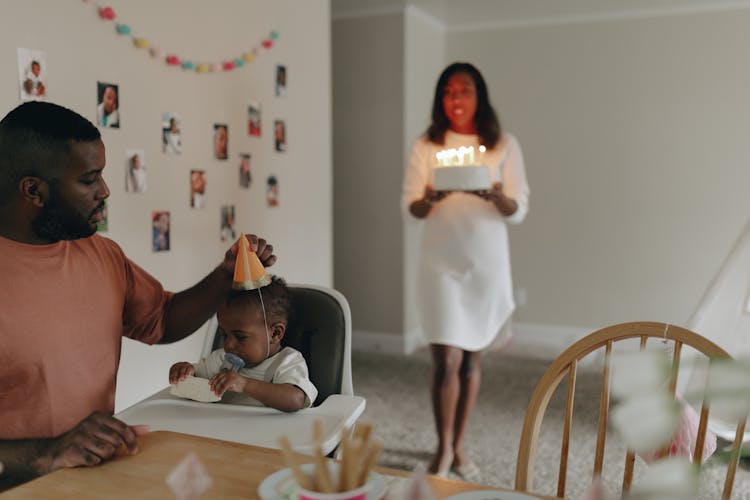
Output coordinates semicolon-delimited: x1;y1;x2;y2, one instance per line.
169;362;195;384
209;371;247;396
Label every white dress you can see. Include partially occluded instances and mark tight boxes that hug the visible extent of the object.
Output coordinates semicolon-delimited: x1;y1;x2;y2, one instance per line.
402;131;529;351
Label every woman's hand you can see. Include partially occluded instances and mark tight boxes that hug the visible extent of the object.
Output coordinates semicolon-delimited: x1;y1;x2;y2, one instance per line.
424;183;449;204
209;371;248;396
169;362;195;384
409;184;450;219
473;182;518;216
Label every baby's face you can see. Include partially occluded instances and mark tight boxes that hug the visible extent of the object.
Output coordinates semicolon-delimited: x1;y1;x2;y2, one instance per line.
102;87;117;113
217;303;272;367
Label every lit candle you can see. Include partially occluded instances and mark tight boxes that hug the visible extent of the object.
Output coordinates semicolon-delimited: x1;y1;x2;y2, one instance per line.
435;146;478;166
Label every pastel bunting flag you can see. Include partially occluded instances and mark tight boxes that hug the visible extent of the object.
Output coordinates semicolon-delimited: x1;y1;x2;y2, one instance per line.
85;3;278;74
99;6;116;20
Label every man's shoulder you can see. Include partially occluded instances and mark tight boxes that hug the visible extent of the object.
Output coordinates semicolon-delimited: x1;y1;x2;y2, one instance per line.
77;234;121;251
72;234;128;262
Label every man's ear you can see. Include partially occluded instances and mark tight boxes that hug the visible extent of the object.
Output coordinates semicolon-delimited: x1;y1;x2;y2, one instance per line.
269;322;286;344
19;176;48;208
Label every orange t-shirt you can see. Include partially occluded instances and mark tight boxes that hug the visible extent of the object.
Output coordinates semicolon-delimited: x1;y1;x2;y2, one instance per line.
0;235;172;439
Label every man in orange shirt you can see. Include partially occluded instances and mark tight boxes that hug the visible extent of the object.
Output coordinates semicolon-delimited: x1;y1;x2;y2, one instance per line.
0;102;276;488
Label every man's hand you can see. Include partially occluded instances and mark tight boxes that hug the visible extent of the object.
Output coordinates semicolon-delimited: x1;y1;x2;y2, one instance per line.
162;233;277;344
44;413;147;473
169;362;195;384
219;233;277;277
209;371;248;396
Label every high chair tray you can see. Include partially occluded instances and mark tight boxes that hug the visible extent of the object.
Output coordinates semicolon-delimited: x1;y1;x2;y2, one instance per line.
116;388;365;455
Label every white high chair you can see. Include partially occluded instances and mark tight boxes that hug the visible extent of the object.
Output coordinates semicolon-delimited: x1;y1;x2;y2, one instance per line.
116;284;365;455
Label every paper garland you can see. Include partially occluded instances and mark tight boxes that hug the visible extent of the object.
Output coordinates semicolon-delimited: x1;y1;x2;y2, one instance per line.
85;2;279;74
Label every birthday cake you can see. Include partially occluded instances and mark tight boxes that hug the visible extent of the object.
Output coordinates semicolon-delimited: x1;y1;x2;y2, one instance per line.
433;165;491;191
432;145;492;191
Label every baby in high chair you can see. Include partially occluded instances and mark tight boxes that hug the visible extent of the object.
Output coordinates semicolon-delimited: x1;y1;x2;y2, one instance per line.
169;276;317;412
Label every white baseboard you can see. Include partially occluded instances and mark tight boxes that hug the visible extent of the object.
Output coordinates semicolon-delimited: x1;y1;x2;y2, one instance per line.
352;322;592;361
504;322;591;360
352;329;405;354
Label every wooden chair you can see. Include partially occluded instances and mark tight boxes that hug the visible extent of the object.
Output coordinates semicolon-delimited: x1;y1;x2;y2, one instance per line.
514;321;747;499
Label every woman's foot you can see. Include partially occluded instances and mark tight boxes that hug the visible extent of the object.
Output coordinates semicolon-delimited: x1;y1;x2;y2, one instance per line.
452;450;481;482
428;449;454;477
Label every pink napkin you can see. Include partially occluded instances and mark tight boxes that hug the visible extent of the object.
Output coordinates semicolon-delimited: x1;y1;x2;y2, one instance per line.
583;476;615;500
385;470;437;500
639;399;717;464
166;452;213;500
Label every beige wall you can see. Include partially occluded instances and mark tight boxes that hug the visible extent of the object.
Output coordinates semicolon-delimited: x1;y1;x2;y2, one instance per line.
332;13;405;338
402;7;445;351
0;0;332;410
333;4;750;355
446;9;750;332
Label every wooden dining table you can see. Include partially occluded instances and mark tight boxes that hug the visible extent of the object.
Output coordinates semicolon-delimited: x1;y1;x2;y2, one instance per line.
3;431;554;499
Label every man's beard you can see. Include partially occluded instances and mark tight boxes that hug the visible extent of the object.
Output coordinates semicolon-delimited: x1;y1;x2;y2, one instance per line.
32;184;101;242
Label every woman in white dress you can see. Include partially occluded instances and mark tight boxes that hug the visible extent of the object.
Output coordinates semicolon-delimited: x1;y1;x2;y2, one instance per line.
402;62;529;479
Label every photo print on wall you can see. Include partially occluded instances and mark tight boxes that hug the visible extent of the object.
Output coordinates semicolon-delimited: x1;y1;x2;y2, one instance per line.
275;65;286;97
274;120;286;152
213;123;228;160
125;148;147;193
162;112;182;154
17;48;47;101
248;101;261;137
152;211;170;252
239;153;252;189
97;81;120;128
220;205;236;243
266;175;279;207
190;169;206;209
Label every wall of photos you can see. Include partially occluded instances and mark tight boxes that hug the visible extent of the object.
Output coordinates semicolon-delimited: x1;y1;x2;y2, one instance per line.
0;0;332;410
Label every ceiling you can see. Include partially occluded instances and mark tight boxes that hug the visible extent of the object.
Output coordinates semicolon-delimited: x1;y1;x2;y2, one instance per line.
331;0;750;30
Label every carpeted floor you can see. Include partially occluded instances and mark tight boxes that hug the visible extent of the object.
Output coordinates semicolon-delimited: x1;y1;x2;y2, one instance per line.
351;349;750;499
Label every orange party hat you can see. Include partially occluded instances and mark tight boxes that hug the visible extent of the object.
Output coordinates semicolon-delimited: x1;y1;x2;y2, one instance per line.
232;233;272;290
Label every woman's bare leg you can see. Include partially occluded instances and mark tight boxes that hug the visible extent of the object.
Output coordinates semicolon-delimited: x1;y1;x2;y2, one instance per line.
452;350;481;467
429;344;462;474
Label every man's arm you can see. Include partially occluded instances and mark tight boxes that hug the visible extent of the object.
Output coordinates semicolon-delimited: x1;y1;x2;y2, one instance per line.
0;413;143;489
160;234;276;344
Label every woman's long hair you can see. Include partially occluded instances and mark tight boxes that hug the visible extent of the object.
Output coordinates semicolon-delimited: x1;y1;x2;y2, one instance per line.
426;62;501;149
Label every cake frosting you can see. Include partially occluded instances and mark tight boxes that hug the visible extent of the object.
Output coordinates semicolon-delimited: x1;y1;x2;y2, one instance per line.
433;165;491;191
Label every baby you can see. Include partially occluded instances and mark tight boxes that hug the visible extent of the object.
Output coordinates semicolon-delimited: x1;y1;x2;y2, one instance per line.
169;276;317;412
